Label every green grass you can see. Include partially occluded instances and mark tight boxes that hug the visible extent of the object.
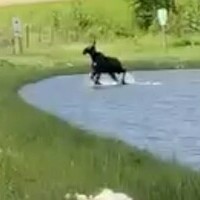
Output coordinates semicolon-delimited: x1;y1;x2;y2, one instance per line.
0;0;131;25
1;36;200;71
0;61;200;200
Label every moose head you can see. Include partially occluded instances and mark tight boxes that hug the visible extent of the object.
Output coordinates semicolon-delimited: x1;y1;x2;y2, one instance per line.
82;39;97;55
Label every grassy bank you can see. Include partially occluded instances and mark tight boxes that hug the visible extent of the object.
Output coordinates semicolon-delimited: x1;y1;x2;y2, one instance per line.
0;62;200;200
1;37;200;71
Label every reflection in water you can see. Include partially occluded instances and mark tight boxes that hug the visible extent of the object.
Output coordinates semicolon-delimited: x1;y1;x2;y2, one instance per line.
19;70;200;170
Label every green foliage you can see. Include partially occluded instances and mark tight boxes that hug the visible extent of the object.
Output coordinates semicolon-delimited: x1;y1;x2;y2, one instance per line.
168;1;200;36
128;0;176;31
67;0;134;40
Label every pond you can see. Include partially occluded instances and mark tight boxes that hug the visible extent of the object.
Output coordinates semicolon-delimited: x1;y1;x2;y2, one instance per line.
19;69;200;170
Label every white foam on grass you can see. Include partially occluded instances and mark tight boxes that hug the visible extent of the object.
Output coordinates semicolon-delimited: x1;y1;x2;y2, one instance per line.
64;188;134;200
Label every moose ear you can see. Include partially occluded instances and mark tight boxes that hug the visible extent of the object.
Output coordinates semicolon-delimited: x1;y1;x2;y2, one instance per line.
92;37;96;46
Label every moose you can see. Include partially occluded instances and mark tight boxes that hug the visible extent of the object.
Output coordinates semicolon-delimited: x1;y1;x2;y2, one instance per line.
82;40;127;85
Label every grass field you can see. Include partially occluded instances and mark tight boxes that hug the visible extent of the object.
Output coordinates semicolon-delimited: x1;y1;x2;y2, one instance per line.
0;0;200;69
1;1;200;200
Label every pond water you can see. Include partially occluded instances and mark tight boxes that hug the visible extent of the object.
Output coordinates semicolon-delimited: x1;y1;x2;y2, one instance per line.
19;69;200;170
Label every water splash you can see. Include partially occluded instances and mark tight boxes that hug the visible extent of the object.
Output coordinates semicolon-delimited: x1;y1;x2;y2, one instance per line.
86;72;162;87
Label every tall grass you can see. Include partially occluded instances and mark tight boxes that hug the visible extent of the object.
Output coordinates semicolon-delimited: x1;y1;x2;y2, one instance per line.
0;0;132;42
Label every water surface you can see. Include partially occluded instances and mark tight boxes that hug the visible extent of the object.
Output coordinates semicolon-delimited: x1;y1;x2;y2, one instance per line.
19;70;200;170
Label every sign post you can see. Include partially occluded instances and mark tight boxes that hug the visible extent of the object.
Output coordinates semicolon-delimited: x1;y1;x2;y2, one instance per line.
157;8;168;52
12;17;23;54
25;24;30;48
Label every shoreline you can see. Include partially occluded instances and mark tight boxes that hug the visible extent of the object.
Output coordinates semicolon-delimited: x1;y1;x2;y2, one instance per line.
1;57;200;72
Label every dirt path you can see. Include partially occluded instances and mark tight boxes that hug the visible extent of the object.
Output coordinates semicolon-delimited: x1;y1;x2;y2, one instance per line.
0;0;62;7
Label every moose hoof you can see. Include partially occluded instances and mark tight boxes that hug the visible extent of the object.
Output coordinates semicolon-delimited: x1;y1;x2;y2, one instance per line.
121;80;127;85
95;81;101;85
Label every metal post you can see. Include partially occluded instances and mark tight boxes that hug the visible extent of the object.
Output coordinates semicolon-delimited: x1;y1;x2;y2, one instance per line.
162;25;168;52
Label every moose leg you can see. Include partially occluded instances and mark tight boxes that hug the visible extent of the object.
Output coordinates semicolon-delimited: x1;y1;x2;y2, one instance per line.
90;62;97;81
90;70;96;80
109;72;118;83
94;73;101;85
121;69;127;85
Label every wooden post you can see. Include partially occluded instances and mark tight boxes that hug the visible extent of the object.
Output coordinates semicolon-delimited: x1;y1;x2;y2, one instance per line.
18;36;23;54
11;38;16;55
25;24;30;48
50;26;54;44
38;26;42;43
162;25;168;52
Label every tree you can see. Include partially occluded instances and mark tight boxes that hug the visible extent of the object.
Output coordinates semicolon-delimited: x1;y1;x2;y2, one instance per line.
129;0;177;30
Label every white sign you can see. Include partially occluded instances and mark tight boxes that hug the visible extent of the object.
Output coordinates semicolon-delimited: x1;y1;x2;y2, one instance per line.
157;8;168;26
12;17;22;37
